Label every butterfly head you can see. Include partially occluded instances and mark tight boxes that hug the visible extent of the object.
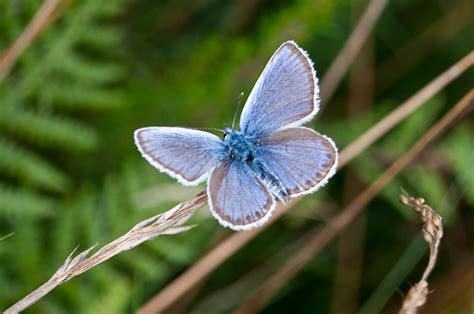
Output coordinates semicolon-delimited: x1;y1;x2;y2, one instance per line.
223;123;233;139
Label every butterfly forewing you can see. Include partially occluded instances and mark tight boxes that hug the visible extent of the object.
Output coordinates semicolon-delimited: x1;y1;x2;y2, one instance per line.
208;159;275;231
257;127;337;197
240;41;318;136
134;127;225;186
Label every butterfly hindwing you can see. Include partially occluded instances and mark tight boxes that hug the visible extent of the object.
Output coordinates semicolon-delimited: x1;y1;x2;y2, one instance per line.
240;41;319;136
208;159;275;231
134;127;225;186
256;127;338;197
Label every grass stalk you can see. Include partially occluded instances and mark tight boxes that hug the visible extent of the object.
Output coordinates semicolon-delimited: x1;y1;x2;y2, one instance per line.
320;0;388;105
0;0;70;81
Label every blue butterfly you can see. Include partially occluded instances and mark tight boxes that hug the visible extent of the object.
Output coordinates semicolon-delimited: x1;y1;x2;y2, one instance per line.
134;41;338;231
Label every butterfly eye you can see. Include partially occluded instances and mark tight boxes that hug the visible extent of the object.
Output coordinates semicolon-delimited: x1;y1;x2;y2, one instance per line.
223;126;232;139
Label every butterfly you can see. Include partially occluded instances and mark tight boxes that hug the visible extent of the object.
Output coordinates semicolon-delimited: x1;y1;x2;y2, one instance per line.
134;41;338;231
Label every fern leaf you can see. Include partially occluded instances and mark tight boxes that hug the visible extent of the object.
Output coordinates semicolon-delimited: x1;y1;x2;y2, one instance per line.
0;184;55;218
0;138;70;192
79;26;122;50
40;83;125;112
59;53;126;84
0;108;99;151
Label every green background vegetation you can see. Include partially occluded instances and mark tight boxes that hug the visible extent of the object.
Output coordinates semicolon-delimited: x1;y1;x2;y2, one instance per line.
0;0;472;312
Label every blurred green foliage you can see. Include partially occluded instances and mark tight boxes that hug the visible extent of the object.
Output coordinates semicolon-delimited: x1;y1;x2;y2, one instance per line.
0;0;472;313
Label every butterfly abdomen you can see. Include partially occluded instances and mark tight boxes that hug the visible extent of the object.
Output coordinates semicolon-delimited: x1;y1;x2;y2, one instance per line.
249;159;290;203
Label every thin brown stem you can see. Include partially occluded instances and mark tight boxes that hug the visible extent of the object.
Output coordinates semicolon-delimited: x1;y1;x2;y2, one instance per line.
341;51;473;167
320;0;388;105
235;91;473;312
331;1;374;311
0;0;67;81
376;0;472;93
138;58;473;314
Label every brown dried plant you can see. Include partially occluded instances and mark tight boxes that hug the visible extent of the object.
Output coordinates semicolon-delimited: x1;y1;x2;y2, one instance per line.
0;0;72;81
399;190;444;314
4;191;208;314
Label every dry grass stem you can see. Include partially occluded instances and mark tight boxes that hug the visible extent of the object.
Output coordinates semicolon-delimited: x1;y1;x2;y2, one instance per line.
320;0;387;104
342;51;474;166
398;191;444;314
330;1;375;310
139;57;473;314
4;191;208;314
234;91;472;312
192;228;320;313
376;0;472;92
0;0;69;81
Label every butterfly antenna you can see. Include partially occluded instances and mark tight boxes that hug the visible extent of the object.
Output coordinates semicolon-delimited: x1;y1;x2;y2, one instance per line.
191;127;226;133
231;92;245;130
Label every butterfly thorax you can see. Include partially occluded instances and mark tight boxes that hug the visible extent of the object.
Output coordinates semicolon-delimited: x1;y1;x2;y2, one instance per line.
224;131;256;162
224;130;290;203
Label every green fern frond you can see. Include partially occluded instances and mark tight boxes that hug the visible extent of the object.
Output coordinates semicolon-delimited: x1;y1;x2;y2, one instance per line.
8;220;42;284
78;26;122;50
52;191;97;262
0;108;98;151
0;184;55;218
59;53;126;84
1;0;126;106
101;174;132;234
41;83;125;112
0;138;70;192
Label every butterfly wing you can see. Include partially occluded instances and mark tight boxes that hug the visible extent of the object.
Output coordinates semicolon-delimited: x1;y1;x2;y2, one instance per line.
256;127;338;197
208;159;275;231
134;127;225;186
240;41;319;136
